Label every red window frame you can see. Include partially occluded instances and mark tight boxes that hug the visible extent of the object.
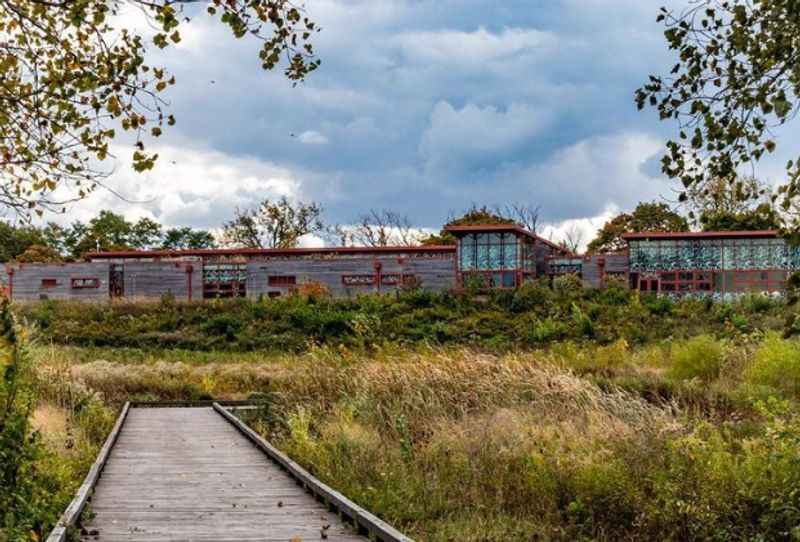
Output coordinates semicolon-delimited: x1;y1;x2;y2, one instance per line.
342;274;375;286
731;270;785;292
41;278;57;289
659;270;712;294
461;270;519;289
268;275;296;287
71;277;100;289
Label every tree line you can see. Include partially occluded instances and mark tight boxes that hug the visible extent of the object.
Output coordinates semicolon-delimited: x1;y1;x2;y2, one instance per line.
0;197;549;263
0;176;783;263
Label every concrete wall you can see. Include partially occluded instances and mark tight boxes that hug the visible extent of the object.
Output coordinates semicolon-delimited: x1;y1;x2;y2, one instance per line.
7;262;110;301
123;261;202;301
247;255;455;299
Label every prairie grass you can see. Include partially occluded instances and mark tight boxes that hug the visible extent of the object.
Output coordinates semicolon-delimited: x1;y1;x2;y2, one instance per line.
27;329;800;541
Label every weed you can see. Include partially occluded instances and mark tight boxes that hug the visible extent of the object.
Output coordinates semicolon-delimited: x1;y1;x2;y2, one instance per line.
670;335;725;382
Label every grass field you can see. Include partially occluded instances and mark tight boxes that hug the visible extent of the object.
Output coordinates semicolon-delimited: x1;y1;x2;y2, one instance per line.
25;328;800;541
7;282;800;540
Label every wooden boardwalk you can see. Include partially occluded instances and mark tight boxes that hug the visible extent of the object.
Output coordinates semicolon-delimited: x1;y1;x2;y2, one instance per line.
79;407;366;541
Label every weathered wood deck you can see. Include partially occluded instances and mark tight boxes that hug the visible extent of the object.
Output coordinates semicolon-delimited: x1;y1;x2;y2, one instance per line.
78;407;366;541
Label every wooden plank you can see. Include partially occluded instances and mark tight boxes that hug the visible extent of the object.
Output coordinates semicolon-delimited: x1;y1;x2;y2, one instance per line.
46;402;130;542
213;403;414;542
129;399;264;408
75;407;368;542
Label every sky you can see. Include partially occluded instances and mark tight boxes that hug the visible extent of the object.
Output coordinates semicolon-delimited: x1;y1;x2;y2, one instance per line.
39;0;799;250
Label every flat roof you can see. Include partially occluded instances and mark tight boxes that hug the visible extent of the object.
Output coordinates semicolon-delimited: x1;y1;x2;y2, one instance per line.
623;230;778;240
444;223;535;236
85;245;456;260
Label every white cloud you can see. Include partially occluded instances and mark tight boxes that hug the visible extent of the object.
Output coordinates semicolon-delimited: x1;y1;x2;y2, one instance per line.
47;142;308;230
522;132;670;218
540;207;619;254
394;26;557;66
297;131;330;145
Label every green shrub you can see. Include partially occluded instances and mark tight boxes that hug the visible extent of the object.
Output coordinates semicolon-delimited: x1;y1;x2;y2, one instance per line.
16;283;788;353
510;280;554;313
643;294;673;316
729;312;749;333
744;333;800;397
0;301;80;539
571;303;594;337
740;293;776;314
553;274;585;300
646;400;800;541
528;317;566;343
669;335;725;381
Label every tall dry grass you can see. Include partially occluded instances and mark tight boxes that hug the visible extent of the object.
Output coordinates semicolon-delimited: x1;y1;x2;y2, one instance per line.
29;337;800;541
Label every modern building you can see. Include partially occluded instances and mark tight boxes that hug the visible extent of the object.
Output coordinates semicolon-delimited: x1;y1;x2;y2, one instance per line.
624;230;798;295
0;226;795;302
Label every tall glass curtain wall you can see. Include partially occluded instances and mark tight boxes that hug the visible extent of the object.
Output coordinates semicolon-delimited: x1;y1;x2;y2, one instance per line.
629;238;800;272
458;233;519;287
628;238;800;293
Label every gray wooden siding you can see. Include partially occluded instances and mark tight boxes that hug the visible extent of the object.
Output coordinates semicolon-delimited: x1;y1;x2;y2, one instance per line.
248;255;455;299
123;262;202;301
581;254;630;288
7;262;110;301
535;241;567;276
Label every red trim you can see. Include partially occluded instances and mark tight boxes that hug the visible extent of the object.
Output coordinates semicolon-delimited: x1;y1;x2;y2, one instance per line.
623;230;778;240
186;265;193;301
268;275;297;287
460;269;520;289
445;224;534;236
86;245;455;260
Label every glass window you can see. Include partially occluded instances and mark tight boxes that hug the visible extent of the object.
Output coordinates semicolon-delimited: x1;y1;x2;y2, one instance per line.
488;244;503;269
477;243;491;270
502;272;516;288
503;240;518;269
769;270;787;282
460;236;476;270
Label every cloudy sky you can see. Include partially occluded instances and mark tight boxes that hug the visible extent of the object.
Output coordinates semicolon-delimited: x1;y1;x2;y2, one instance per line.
44;0;797;248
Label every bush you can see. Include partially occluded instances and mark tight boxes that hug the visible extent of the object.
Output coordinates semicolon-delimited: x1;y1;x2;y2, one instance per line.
0;301;77;539
643;294;673;316
16;283;789;353
669;335;725;381
740;293;775;314
553;274;585;300
744;333;800;397
510;280;554;313
528;317;567;343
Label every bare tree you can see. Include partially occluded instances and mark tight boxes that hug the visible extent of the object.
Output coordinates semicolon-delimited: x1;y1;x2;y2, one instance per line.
347;209;423;247
495;204;541;233
560;224;584;254
326;223;356;247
